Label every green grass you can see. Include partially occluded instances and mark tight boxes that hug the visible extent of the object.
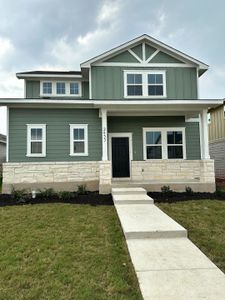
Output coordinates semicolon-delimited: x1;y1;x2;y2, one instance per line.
0;204;142;300
157;200;225;273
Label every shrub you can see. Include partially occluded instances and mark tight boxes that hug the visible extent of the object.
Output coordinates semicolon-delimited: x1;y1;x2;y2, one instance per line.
185;186;194;195
38;188;57;199
77;184;87;195
11;187;28;202
161;185;173;195
58;191;74;201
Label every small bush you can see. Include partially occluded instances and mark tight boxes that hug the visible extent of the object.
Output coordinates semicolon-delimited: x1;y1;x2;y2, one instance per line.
77;184;87;195
11;187;28;202
58;191;74;201
161;185;173;195
38;188;57;199
185;186;194;195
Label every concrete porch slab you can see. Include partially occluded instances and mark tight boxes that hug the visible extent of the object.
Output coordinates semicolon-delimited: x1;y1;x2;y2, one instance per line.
115;204;187;239
137;268;225;300
113;194;154;205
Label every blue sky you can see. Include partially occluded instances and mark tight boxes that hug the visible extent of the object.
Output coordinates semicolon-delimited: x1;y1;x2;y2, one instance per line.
0;0;225;134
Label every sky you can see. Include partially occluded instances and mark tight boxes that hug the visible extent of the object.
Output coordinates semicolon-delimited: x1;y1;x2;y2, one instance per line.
0;0;225;134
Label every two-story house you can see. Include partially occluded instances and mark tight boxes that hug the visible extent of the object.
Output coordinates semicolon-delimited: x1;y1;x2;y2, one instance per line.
0;34;222;194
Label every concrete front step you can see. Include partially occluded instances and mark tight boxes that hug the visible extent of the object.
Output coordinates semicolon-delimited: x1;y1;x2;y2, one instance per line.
111;187;147;196
113;194;154;205
115;204;187;239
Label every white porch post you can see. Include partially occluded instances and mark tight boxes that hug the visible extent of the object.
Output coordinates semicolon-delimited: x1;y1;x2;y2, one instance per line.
200;109;210;159
101;108;108;161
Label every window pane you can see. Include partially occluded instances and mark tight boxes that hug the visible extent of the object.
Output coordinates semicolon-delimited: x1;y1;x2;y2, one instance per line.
56;82;65;94
31;128;42;140
148;85;163;96
147;146;162;159
31;142;42;154
73;128;84;140
70;82;79;95
146;131;161;144
73;141;84;153
127;74;142;84
148;74;163;84
127;85;142;96
156;74;163;84
167;131;183;144
43;82;52;94
168;146;183;159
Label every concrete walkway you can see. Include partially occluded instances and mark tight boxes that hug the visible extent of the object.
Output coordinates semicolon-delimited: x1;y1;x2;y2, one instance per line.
112;187;225;300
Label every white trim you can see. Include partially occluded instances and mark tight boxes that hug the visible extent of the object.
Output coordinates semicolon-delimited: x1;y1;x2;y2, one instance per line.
200;109;210;159
128;49;142;63
6;107;9;162
142;42;146;61
124;70;167;98
108;132;133;179
185;116;200;122
26;124;46;157
196;68;199;98
17;74;82;79
89;68;92;99
40;80;82;97
69;124;88;156
143;127;186;160
146;49;160;63
101;109;108;160
24;80;27;98
80;34;208;70
93;62;196;68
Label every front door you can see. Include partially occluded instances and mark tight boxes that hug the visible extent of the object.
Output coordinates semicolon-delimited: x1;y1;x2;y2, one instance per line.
111;137;130;178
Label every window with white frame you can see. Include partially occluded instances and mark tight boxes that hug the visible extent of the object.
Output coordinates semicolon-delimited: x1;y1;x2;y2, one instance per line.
41;81;81;96
124;70;166;98
70;124;88;156
143;128;185;160
27;124;46;157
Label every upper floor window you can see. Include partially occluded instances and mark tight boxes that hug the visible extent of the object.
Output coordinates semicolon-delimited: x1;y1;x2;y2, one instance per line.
124;70;166;98
56;82;66;94
27;124;46;157
43;82;52;94
41;81;81;97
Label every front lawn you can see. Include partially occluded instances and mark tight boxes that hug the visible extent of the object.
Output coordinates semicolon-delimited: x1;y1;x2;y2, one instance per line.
0;204;142;300
157;200;225;273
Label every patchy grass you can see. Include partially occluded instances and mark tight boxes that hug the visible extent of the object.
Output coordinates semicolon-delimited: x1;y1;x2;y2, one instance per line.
0;204;142;300
157;200;225;273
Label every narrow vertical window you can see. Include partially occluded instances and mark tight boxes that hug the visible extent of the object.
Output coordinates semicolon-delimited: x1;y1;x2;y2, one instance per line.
56;82;66;94
167;131;183;159
27;125;46;157
70;124;88;156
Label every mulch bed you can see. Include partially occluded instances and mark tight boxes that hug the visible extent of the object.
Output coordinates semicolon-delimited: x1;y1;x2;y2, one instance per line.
0;192;113;207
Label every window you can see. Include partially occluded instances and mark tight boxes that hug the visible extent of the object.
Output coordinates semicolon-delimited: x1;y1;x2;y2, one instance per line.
43;82;52;94
56;82;66;94
70;82;79;95
41;81;81;97
27;124;46;157
124;70;166;98
127;74;143;96
143;128;186;160
70;124;88;156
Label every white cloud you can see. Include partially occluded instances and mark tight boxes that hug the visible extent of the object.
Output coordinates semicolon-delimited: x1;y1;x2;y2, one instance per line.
0;36;14;65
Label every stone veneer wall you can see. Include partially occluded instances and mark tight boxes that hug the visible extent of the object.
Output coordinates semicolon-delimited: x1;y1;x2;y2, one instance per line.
2;162;100;193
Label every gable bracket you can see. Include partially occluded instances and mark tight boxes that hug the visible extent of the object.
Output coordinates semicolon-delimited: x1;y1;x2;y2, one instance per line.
146;49;160;63
128;49;143;63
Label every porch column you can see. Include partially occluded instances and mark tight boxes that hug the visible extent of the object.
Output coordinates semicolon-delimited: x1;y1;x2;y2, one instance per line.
200;109;210;159
101;108;108;161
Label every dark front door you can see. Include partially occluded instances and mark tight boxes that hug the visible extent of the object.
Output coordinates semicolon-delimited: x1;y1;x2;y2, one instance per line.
112;137;130;178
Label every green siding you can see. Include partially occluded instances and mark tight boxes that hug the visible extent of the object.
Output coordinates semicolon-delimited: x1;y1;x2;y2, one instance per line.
131;44;143;59
145;44;157;60
151;51;184;63
9;108;102;162
92;66;197;99
105;51;139;63
26;81;89;99
26;81;40;98
108;116;201;160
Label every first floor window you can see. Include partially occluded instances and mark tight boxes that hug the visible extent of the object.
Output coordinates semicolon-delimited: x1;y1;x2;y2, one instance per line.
27;124;46;157
43;82;52;94
143;128;185;160
70;124;88;156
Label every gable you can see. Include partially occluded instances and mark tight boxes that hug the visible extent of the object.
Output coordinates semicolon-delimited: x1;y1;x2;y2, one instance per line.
105;50;139;63
145;44;157;60
130;44;143;60
150;51;184;64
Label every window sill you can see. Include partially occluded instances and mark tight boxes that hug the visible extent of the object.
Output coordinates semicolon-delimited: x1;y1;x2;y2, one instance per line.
69;153;89;157
26;154;46;158
124;96;167;99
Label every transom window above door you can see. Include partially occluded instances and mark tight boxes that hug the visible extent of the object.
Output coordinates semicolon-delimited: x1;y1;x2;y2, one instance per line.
143;128;186;160
124;70;166;98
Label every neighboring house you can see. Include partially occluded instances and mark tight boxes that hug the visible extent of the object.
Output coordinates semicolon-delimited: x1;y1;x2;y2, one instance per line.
208;101;225;179
0;34;222;193
0;134;6;176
